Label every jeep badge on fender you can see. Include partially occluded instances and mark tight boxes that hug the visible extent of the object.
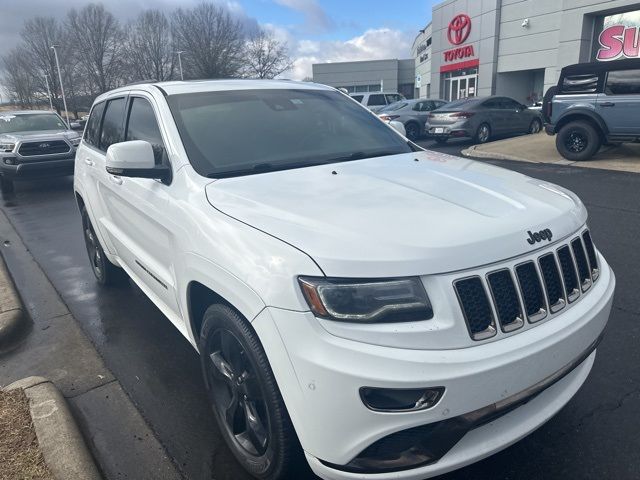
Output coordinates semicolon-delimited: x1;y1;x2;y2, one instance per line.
527;228;553;244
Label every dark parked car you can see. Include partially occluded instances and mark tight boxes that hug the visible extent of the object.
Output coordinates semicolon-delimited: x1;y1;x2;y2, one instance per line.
544;58;640;161
425;96;543;144
378;98;447;140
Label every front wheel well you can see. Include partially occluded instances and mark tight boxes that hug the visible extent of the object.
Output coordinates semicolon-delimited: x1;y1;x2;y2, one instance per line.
187;281;238;342
75;192;85;211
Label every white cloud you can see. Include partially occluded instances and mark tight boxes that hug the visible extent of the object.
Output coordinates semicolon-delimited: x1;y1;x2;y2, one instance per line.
286;28;414;80
273;0;332;32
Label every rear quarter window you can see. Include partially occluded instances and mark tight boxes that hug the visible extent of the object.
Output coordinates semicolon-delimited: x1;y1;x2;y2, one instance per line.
561;74;600;94
605;69;640;95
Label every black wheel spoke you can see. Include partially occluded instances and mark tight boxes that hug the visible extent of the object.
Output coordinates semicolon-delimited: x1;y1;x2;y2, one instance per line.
242;398;268;451
224;390;240;431
210;351;235;381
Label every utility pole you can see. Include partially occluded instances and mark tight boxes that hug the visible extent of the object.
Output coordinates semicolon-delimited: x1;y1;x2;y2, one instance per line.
43;73;54;111
176;51;185;80
50;45;70;127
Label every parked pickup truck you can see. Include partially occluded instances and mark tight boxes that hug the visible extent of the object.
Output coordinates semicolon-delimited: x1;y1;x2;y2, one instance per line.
0;110;81;193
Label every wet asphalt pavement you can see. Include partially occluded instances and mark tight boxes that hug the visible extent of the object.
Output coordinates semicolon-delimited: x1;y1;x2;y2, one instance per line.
1;139;639;480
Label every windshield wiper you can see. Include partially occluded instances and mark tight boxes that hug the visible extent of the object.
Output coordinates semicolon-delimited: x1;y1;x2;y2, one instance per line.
321;149;401;164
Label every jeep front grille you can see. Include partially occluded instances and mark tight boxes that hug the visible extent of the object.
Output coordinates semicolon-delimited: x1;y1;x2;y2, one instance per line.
18;140;70;156
454;229;599;341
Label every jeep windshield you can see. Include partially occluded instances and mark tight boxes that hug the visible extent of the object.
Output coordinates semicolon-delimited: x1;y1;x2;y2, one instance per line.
0;113;67;134
167;89;413;178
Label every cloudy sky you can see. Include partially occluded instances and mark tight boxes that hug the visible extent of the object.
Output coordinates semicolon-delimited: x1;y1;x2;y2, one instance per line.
0;0;436;80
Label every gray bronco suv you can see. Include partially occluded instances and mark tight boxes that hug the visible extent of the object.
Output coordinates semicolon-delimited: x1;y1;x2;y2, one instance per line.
544;58;640;161
0;110;81;193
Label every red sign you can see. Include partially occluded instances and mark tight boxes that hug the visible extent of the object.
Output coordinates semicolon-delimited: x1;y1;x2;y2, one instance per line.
447;14;471;45
443;45;475;62
597;25;640;60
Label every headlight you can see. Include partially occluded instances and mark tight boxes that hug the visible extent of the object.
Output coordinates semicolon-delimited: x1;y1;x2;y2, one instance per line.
69;137;81;146
298;276;433;323
0;143;15;153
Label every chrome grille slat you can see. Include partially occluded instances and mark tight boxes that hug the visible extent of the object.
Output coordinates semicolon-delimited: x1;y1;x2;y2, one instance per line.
454;229;598;341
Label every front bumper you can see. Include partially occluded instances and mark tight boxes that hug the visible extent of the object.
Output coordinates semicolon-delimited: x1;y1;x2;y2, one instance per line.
252;257;615;479
0;155;75;180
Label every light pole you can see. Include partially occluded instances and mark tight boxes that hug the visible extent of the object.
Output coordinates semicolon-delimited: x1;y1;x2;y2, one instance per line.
43;73;54;111
50;44;70;127
176;51;185;80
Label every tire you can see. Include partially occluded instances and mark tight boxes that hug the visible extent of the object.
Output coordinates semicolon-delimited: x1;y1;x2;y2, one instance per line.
555;121;601;161
434;137;448;145
475;123;491;144
0;176;14;194
200;304;302;480
404;122;420;141
529;118;542;134
81;206;124;285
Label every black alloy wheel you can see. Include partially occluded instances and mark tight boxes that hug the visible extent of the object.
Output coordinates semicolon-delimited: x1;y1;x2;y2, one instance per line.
405;122;420;141
200;304;301;479
208;327;270;457
81;206;123;285
555;120;601;161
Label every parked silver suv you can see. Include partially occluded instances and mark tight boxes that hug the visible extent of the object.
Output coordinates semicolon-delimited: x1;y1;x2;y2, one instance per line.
544;59;640;161
0;110;81;193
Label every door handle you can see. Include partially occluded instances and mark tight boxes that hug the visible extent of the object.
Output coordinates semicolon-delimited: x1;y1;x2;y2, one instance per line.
84;158;94;166
600;102;615;107
109;175;123;186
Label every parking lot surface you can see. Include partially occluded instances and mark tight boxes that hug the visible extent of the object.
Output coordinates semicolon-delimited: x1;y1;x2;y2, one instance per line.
1;154;639;480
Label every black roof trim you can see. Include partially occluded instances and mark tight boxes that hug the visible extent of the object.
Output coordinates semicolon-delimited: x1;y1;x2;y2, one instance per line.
153;85;168;97
561;58;640;77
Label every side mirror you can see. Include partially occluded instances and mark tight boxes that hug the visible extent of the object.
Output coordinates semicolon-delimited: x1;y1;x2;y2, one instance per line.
105;140;171;184
389;120;406;137
70;122;83;131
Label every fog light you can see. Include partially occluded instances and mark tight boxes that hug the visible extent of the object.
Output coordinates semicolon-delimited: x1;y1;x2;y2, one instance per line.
4;158;15;165
360;386;444;412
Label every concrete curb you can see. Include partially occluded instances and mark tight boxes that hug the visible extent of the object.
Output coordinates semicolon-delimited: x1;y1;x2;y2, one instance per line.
461;145;538;163
0;252;29;352
5;376;102;480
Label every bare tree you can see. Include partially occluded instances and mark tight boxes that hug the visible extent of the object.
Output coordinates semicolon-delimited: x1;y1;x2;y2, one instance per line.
242;30;294;79
172;3;246;79
125;10;175;82
18;16;65;111
2;47;38;108
66;3;125;94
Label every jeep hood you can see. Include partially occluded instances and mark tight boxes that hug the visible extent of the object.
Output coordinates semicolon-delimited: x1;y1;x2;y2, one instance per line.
205;151;587;277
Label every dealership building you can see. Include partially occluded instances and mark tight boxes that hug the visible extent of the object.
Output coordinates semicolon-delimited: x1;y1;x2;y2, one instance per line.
313;0;640;104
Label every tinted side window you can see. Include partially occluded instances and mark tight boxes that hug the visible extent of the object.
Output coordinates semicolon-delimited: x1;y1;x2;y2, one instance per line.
368;94;386;106
351;95;364;103
386;94;402;104
561;74;599;93
502;99;522;109
125;97;167;165
605;70;640;95
412;101;423;111
100;98;126;151
483;99;501;109
84;102;105;147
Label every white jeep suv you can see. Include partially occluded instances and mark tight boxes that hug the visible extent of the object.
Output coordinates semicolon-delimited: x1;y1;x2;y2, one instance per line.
74;80;615;480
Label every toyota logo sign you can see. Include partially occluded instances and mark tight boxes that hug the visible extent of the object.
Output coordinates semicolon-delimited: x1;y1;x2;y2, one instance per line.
447;14;471;45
